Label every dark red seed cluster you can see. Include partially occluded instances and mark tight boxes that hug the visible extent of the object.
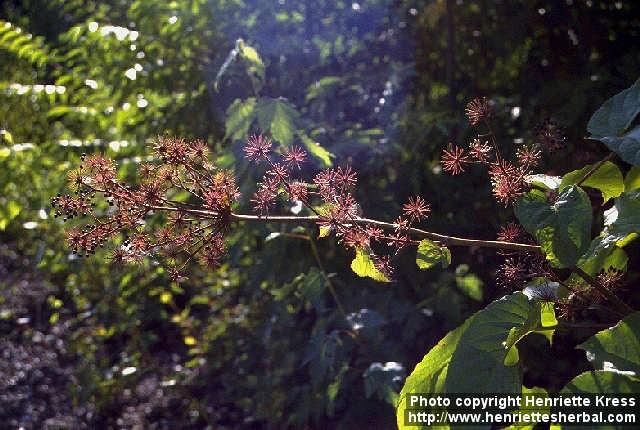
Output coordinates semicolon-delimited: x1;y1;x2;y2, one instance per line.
53;138;240;280
242;134;432;281
441;99;565;207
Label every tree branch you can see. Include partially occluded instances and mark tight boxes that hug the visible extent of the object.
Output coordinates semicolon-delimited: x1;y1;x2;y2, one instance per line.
230;213;541;252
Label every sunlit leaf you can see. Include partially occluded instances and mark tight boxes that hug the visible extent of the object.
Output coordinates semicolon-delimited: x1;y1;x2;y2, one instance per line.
579;311;640;375
415;239;451;270
559;161;624;202
351;248;390;283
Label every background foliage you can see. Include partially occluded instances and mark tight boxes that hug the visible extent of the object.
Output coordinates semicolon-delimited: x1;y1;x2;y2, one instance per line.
1;0;639;428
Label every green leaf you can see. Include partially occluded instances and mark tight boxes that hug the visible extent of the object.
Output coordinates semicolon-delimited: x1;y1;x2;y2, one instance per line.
397;293;539;429
503;289;556;366
624;166;640;191
540;302;557;328
598;126;640;166
577;235;628;276
604;189;640;242
587;78;640;137
561;371;640;395
46;106;74;119
505;387;550;430
416;239;451;270
306;76;342;101
256;97;299;146
579;311;640;375
515;186;592;268
299;132;333;168
351;248;390;283
225;97;256;141
559;161;624;202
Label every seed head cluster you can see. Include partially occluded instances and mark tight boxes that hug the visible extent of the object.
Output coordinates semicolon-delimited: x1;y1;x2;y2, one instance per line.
441;98;566;206
56;135;434;282
243;134;432;280
53;137;240;281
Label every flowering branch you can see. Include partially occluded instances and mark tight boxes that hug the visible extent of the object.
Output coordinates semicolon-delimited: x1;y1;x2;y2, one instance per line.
230;213;540;252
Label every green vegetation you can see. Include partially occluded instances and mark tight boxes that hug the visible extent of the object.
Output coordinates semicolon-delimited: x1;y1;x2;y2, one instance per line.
1;0;639;428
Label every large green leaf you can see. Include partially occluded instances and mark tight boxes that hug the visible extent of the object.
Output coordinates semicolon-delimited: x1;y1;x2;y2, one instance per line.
415;239;451;270
598;126;640;167
515;186;592;268
587;78;640;137
559;161;624;202
577;234;628;276
351;248;391;283
561;371;640;395
224;97;256;141
256;97;300;146
624;166;640;191
397;293;539;429
587;79;640;166
604;189;640;242
579;311;640;375
576;189;638;275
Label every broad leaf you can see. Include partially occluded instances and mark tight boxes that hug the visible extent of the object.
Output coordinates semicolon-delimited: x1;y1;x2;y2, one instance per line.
256;97;300;146
559;161;624;202
505;386;550;430
224;97;256;141
579;311;640;375
587;78;640;137
624;166;640;191
598;126;640;166
416;239;451;270
604;189;640;242
351;248;390;283
561;371;640;395
397;293;539;429
577;234;628;276
515;186;592;268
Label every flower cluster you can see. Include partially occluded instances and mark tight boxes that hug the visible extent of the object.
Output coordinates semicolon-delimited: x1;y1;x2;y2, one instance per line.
242;134;432;280
56;135;435;282
441;99;566;206
52;137;240;281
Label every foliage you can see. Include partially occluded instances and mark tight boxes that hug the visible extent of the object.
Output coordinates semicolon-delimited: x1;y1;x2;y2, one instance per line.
397;77;640;429
1;1;640;429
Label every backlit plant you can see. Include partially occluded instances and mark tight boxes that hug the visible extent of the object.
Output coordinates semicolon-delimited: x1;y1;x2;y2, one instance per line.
54;78;640;429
